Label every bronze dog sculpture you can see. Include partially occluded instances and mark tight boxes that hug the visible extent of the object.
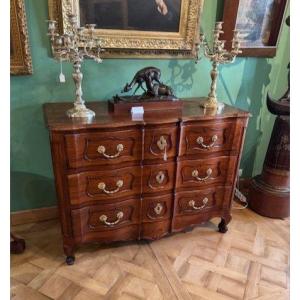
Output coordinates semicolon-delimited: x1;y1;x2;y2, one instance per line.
152;83;174;97
122;67;161;96
117;66;177;101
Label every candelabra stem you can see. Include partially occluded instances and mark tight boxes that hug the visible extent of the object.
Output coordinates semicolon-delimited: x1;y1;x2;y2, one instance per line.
208;61;218;101
66;59;96;119
73;60;83;104
201;61;224;110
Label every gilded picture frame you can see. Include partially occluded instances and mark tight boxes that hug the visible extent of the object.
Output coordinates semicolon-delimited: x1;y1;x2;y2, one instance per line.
48;0;204;58
10;0;33;75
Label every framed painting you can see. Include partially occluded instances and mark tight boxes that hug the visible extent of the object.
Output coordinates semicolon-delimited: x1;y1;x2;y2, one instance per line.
48;0;204;58
222;0;288;57
10;0;33;75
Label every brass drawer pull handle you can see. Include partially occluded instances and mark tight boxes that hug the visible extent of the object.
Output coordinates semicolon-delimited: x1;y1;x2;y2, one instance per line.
192;168;212;181
154;203;163;215
196;135;218;149
99;211;124;226
156;171;165;184
189;197;209;210
97;144;124;158
98;180;124;194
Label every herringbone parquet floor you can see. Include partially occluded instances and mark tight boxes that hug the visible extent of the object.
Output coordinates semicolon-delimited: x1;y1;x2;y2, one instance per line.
11;206;289;300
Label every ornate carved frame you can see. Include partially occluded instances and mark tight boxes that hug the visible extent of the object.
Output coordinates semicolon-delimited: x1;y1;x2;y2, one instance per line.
48;0;204;58
10;0;33;75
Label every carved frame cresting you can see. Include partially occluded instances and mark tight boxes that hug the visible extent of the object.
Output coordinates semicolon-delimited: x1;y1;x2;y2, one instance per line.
11;0;33;75
48;0;204;58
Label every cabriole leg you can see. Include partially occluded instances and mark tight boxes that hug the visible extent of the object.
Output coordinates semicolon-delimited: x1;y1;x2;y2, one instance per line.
66;256;75;265
218;215;232;233
64;243;76;265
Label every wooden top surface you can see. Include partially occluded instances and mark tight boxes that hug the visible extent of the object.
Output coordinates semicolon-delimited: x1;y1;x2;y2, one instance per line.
43;98;250;131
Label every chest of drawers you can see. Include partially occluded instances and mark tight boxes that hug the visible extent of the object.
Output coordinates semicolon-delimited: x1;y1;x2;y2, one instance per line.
44;98;249;264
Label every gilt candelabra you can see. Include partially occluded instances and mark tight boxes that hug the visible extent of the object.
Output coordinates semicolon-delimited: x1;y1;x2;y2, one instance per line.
198;22;242;110
47;14;103;119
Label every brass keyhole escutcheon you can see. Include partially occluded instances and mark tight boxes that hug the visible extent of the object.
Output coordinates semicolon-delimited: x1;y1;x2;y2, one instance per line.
156;171;165;184
154;203;163;215
157;136;167;151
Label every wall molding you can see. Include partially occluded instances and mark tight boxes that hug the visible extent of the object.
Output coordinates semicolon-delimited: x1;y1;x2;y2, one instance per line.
11;206;58;226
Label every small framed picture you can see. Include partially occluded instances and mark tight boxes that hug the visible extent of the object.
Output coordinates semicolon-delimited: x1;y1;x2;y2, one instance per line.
10;0;33;75
222;0;288;57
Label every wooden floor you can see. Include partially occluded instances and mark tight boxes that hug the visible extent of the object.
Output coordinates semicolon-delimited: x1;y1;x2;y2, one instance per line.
11;206;289;300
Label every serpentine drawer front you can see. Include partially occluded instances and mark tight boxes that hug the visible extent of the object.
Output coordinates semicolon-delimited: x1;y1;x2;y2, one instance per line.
65;129;142;169
44;99;249;264
180;119;243;156
173;187;233;231
141;194;173;222
142;162;176;194
71;198;140;244
174;187;232;216
176;156;237;190
67;167;141;205
143;125;178;161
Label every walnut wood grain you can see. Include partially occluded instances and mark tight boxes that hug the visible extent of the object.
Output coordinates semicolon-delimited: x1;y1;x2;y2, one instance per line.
67;166;142;206
43;98;249;131
174;186;232;216
143;125;178;161
176;156;237;191
172;209;231;232
44;99;249;262
142;162;176;195
180;119;236;156
141;194;173;223
71;198;140;243
65;129;142;169
141;220;171;240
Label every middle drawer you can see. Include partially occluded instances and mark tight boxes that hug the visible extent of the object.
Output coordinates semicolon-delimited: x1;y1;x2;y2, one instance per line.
176;156;237;190
67;166;141;205
142;162;176;194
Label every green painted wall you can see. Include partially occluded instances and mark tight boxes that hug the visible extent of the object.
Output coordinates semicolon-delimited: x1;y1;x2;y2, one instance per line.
11;0;290;212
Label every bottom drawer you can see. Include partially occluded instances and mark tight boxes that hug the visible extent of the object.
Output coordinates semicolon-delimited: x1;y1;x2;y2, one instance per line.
141;220;171;240
71;198;140;243
141;194;173;223
172;187;232;232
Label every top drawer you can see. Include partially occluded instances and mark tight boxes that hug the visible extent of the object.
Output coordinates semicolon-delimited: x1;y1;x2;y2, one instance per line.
180;120;238;156
65;129;142;169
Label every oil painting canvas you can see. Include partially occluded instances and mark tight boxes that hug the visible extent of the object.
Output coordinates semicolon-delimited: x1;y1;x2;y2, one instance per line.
79;0;182;32
235;0;276;47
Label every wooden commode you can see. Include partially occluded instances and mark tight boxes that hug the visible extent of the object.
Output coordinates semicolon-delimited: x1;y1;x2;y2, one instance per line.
43;98;249;264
